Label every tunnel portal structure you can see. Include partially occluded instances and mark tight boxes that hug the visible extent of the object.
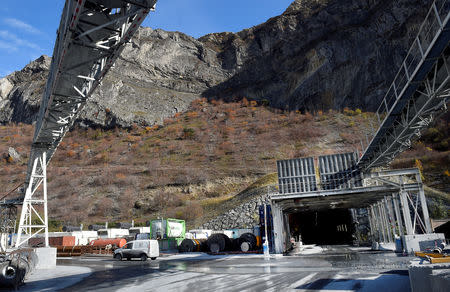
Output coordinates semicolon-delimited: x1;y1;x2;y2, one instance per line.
270;153;438;254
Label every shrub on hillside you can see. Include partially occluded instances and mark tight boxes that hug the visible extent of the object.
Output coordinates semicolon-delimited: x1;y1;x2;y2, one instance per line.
168;201;203;221
182;127;195;140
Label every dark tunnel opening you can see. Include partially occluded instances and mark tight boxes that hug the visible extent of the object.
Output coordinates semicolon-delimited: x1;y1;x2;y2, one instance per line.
288;209;354;245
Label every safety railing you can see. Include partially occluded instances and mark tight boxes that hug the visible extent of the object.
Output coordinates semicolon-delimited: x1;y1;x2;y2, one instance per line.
374;0;449;125
357;0;450;168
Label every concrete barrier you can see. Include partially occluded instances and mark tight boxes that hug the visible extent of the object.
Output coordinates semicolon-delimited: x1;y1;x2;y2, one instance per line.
33;247;56;269
409;262;450;292
402;233;445;254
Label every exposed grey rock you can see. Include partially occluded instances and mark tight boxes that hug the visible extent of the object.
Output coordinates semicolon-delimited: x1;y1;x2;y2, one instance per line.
0;78;13;100
0;56;49;124
8;147;21;161
201;0;434;111
0;0;434;127
200;195;270;230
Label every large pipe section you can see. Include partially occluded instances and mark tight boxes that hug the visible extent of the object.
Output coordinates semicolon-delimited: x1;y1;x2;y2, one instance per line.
114;222;133;229
89;238;126;248
236;233;258;252
178;239;207;253
207;233;232;253
62;225;82;232
0;249;37;289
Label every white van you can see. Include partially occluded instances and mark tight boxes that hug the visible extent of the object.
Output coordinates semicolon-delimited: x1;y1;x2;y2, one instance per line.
113;240;159;261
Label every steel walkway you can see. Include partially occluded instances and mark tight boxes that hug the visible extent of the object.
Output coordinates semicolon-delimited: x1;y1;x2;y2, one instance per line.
4;0;156;201
28;0;156;186
358;0;450;170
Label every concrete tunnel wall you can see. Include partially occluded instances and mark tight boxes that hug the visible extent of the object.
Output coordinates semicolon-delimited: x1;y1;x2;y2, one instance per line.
271;202;356;253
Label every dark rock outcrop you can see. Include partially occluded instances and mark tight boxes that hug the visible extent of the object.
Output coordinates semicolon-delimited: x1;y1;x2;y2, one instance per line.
0;0;434;127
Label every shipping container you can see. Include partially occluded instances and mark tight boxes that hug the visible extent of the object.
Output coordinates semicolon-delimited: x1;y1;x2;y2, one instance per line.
129;227;150;239
149;219;185;240
28;236;76;247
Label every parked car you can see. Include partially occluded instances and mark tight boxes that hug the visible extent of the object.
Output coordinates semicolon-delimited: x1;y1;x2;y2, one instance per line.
113;240;159;261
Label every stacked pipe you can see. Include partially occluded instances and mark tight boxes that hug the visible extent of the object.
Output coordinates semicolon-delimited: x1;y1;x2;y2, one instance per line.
178;239;207;252
207;233;232;253
0;249;37;289
56;246;83;257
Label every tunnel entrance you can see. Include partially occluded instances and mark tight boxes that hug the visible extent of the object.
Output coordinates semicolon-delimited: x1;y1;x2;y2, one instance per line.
288;209;354;245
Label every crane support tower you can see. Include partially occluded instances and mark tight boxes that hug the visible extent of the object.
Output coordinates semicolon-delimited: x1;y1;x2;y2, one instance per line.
15;0;157;248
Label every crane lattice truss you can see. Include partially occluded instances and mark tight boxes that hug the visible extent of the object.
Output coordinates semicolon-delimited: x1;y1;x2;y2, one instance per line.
358;0;450;170
15;0;157;247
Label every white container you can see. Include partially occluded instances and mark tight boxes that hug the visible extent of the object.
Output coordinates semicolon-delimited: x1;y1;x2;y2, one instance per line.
188;229;212;239
98;228;129;239
129;227;150;239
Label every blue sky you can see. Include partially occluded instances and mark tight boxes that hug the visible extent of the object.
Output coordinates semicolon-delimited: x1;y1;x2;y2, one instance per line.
0;0;293;78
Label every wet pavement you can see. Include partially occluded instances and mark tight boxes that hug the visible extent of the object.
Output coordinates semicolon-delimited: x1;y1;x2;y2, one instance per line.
22;246;414;291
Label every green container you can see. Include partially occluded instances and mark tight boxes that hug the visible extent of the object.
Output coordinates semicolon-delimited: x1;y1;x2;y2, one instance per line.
149;218;186;251
149;218;185;239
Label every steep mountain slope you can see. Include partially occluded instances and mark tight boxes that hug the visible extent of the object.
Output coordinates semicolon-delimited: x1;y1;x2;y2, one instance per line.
0;101;375;227
0;0;434;128
1;101;447;228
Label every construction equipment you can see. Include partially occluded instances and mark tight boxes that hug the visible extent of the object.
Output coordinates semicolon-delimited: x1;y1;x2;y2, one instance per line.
415;251;450;263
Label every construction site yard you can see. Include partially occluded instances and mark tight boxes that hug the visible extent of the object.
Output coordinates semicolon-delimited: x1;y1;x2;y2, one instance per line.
7;246;417;292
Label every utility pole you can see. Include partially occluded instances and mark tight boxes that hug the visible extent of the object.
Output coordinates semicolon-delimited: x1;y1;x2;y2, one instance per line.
263;204;270;260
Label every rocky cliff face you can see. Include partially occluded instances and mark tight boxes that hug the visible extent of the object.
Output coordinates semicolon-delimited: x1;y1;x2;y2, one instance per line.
0;0;433;127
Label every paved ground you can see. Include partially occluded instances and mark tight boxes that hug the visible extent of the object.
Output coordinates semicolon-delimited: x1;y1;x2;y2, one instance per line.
18;246;414;291
20;266;92;292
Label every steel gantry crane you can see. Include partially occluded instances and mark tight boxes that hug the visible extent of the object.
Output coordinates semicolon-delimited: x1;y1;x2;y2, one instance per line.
13;0;158;248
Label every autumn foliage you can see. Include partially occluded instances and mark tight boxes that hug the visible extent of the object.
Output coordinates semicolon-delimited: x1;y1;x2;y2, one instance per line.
0;99;406;227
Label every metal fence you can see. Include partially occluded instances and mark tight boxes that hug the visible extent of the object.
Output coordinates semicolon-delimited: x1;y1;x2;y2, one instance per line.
277;152;362;194
319;153;362;190
277;157;317;194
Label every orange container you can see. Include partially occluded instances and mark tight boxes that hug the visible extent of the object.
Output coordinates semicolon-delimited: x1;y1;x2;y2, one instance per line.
89;238;126;248
49;236;76;246
28;236;76;247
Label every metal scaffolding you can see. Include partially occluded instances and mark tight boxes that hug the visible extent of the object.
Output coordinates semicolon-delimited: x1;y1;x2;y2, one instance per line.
365;169;432;243
15;152;49;248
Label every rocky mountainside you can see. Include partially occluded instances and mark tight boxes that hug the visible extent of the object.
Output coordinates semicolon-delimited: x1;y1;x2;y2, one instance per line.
0;0;434;127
